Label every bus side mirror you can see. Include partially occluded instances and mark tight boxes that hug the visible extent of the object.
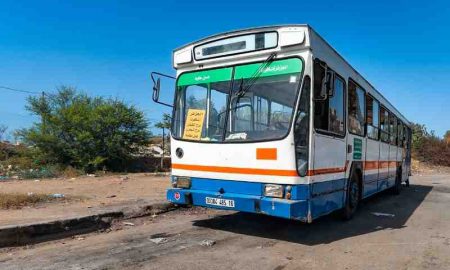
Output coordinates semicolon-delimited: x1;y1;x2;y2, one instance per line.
153;78;161;102
150;72;176;108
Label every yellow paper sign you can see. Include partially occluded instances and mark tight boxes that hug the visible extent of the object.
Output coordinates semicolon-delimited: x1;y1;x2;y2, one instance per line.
183;109;206;140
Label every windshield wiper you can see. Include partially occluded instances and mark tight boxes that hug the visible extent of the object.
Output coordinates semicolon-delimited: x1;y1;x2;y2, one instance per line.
235;52;277;97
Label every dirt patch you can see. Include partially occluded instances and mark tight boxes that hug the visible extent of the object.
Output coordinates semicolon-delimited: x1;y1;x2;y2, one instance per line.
412;159;450;175
0;193;69;209
0;173;170;227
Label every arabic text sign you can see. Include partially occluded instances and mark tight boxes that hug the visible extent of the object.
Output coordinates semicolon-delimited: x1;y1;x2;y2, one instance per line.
183;109;206;140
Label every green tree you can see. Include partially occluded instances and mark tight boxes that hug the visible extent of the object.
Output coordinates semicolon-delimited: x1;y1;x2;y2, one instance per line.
445;130;450;145
17;86;151;172
155;113;171;169
155;113;171;130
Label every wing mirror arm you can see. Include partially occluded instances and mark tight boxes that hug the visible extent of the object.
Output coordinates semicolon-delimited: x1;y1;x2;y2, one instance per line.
151;72;175;108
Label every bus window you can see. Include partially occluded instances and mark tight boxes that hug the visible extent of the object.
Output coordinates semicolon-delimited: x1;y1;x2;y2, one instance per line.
348;81;366;136
398;121;404;147
233;97;253;132
209;83;229;139
380;106;390;143
366;95;379;140
314;67;345;136
270;101;293;131
391;114;398;145
403;125;408;149
294;76;311;177
184;84;208;137
254;96;269;130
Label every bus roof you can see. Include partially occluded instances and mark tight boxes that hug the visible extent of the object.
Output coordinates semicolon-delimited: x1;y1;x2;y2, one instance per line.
173;24;410;126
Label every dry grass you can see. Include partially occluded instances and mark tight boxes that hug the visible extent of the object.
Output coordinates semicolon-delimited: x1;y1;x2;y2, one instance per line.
0;193;67;210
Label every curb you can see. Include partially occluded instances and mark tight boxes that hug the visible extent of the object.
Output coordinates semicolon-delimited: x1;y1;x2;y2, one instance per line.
0;202;176;248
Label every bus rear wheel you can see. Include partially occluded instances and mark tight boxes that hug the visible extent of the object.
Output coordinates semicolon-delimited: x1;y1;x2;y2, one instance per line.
342;172;360;220
392;168;402;195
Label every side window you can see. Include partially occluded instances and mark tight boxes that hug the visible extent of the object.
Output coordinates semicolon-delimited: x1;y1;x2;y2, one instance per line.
295;76;311;177
366;95;379;140
348;81;366;136
390;114;398;145
403;125;408;149
380;106;390;143
313;66;345;136
328;77;345;134
398;121;404;147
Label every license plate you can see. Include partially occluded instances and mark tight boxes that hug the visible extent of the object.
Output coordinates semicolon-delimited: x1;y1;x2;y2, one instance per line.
205;197;235;208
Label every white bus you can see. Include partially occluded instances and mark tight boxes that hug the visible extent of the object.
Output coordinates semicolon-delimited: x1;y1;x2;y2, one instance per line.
151;25;412;222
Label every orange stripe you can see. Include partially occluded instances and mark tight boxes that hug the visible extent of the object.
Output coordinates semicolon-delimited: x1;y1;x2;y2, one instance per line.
379;161;390;169
172;163;298;177
306;161;349;176
364;161;379;170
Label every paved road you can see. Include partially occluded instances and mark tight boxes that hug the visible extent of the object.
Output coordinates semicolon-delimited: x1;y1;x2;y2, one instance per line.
1;174;449;270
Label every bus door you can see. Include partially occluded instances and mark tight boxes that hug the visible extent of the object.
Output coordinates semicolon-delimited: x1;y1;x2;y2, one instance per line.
347;81;367;195
364;95;380;197
312;62;347;207
388;114;398;186
379;107;390;190
397;121;405;182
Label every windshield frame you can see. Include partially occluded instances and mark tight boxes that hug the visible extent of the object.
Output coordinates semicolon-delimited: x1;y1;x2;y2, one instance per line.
171;56;305;144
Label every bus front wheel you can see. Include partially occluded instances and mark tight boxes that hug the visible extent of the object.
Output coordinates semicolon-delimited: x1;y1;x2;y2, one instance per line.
342;172;360;220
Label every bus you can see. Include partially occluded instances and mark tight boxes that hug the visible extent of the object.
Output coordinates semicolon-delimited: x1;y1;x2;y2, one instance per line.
151;25;412;222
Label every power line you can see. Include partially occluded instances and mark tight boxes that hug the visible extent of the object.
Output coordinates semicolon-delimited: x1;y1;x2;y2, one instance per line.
0;85;40;95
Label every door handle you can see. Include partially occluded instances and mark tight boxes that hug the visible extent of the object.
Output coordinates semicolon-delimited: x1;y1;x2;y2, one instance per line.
347;144;352;153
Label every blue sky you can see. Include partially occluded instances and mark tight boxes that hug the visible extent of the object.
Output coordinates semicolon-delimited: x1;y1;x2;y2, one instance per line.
0;0;449;139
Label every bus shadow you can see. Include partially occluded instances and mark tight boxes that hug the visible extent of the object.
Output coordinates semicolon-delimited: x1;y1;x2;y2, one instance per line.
192;184;432;245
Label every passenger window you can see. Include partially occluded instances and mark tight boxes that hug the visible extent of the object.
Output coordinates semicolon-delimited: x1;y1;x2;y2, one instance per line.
348;81;365;136
380;106;390;143
314;72;345;135
366;95;379;140
391;115;398;145
398;121;404;147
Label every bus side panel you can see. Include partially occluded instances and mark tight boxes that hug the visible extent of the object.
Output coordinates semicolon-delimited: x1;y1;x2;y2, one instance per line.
379;142;390;190
388;145;397;186
364;139;379;197
311;133;347;219
310;178;346;219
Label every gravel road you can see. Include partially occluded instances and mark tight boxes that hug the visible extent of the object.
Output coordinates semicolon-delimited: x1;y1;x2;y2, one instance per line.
1;174;449;270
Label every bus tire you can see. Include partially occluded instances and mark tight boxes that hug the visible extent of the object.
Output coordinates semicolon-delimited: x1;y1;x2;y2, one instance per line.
392;167;402;195
342;171;360;220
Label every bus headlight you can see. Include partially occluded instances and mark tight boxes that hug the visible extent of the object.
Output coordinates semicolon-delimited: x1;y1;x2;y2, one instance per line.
171;176;191;188
264;184;284;198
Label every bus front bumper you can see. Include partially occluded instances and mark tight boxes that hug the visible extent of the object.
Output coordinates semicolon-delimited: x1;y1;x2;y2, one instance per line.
167;188;309;222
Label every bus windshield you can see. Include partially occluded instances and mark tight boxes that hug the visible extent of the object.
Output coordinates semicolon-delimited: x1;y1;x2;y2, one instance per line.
172;58;303;142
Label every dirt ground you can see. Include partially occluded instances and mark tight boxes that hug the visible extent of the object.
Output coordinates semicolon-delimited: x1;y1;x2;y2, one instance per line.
0;172;449;270
0;173;170;226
